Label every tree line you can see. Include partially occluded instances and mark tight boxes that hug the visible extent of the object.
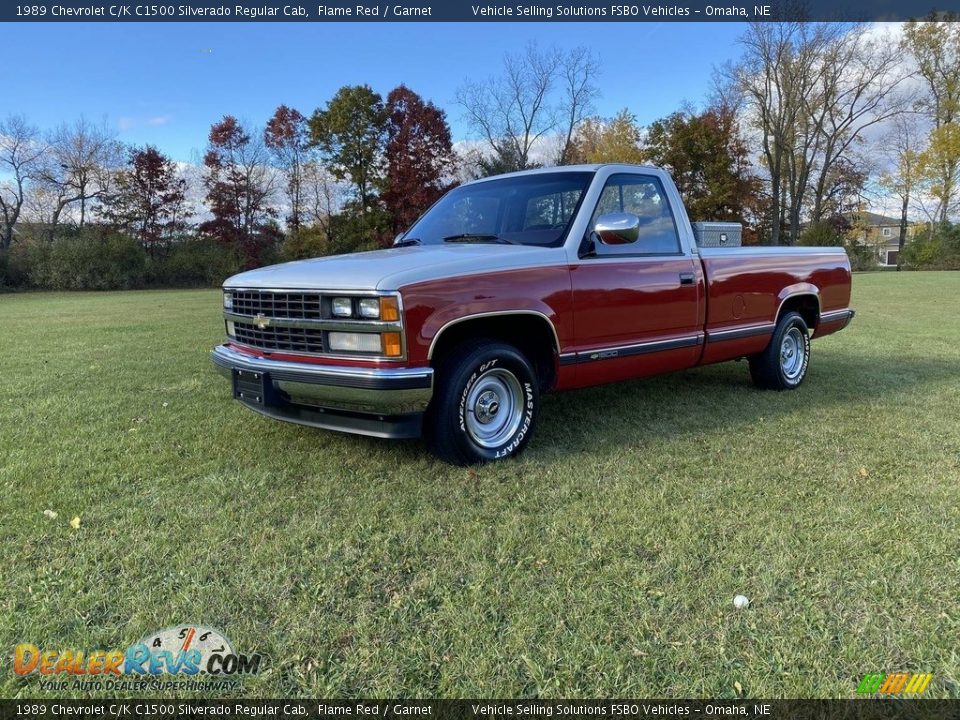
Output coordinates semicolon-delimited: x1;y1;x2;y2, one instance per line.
2;18;959;291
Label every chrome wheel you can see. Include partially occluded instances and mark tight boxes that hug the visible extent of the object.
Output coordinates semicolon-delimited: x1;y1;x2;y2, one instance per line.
464;368;525;448
780;327;806;380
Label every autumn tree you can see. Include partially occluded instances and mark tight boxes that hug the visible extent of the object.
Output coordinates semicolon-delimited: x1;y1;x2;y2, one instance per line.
644;105;763;231
309;85;387;211
555;46;601;165
265;105;310;231
918;123;960;224
201;115;278;266
0;115;44;250
878;116;924;268
728;23;904;243
456;43;599;173
100;145;189;256
567;109;645;164
903;15;960;222
381;85;456;235
37;117;122;231
804;26;907;225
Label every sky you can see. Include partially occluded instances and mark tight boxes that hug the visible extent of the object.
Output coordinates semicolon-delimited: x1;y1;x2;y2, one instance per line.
6;22;746;161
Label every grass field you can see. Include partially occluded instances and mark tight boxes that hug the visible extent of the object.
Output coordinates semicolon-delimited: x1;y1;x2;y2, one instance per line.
2;272;959;699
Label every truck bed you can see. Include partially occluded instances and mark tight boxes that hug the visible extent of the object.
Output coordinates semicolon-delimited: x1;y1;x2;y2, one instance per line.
696;245;853;366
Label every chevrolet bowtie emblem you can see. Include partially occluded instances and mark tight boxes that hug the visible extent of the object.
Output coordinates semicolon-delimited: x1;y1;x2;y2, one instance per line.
253;313;271;330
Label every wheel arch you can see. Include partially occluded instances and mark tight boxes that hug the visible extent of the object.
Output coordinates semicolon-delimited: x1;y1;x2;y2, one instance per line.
776;286;821;330
427;311;561;393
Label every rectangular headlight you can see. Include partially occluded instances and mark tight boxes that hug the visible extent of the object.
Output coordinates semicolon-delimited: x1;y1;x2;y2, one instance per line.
358;298;380;319
328;332;382;353
223;292;233;311
331;297;353;317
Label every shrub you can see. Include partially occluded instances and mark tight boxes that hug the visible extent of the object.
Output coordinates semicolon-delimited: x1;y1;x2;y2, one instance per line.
901;225;960;270
30;228;146;290
280;226;331;261
799;221;845;248
799;220;876;272
148;237;244;287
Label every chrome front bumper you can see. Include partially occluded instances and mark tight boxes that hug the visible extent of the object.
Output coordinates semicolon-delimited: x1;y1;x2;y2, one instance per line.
210;344;433;439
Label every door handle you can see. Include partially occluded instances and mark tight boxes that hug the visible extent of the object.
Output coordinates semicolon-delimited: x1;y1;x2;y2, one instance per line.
679;272;695;285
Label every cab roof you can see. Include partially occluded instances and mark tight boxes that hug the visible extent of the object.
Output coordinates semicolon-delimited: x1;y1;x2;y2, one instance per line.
462;163;664;186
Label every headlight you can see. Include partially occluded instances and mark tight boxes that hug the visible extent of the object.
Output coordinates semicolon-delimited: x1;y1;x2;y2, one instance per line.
328;332;382;353
358;298;380;318
331;297;353;317
223;292;233;311
226;320;236;337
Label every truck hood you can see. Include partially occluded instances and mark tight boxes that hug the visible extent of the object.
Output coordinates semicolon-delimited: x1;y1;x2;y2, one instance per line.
224;244;565;291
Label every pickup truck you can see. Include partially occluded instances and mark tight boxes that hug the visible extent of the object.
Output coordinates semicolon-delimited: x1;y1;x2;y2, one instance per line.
211;164;854;465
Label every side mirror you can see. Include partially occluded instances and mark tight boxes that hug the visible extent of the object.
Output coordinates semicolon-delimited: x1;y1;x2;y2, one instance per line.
594;212;640;245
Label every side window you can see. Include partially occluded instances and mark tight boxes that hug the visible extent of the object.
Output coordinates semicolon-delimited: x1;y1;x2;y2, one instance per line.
590;174;681;255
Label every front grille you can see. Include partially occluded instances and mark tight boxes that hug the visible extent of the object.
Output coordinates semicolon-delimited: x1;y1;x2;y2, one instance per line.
233;321;324;354
231;290;322;319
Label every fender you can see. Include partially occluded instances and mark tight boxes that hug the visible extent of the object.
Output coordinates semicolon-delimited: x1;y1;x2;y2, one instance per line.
424;307;562;360
775;283;821;324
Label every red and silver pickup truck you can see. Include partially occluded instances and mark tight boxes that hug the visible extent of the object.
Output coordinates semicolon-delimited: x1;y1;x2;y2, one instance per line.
212;164;854;464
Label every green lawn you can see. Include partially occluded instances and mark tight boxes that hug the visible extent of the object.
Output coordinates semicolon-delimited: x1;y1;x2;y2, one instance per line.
2;272;959;699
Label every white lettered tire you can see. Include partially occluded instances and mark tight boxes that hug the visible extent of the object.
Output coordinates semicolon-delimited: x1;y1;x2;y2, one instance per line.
749;311;811;390
426;340;539;465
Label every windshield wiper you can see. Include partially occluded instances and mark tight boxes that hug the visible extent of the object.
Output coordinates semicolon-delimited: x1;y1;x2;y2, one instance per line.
442;233;516;245
393;237;422;247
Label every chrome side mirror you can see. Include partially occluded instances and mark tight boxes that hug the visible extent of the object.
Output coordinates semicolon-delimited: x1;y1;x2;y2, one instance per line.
594;212;640;245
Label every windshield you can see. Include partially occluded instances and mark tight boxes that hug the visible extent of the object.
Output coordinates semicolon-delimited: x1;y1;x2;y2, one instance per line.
402;171;594;248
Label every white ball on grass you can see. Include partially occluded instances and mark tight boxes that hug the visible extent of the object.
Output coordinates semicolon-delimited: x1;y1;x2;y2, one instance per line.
733;594;750;609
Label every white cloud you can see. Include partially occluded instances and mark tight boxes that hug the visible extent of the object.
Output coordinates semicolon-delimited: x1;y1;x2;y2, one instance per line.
116;114;174;132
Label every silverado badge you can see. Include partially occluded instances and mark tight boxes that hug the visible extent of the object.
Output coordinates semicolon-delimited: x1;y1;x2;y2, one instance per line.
253;313;271;330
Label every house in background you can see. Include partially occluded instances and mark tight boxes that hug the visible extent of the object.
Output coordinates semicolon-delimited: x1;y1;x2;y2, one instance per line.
845;211;923;267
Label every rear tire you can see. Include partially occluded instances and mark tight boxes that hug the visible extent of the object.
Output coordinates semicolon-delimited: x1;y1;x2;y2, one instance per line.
749;311;811;390
426;340;539;465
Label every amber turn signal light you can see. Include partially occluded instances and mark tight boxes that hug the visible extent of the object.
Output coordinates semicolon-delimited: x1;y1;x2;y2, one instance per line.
382;332;402;357
380;296;400;322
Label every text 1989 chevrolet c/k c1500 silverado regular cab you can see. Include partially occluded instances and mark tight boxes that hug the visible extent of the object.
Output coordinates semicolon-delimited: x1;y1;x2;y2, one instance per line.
212;164;854;464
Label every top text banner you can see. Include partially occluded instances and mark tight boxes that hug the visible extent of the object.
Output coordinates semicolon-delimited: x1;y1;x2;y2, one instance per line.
5;0;960;22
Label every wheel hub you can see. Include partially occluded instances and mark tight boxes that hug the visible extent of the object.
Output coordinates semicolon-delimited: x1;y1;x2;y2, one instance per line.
779;327;805;380
475;390;501;423
464;368;525;448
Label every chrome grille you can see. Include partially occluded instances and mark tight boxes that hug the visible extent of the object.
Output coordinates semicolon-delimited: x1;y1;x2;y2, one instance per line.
231;290;322;320
232;321;324;354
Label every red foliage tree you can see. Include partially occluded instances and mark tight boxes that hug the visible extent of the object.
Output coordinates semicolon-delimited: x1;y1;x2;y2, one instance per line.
381;85;457;236
265;105;309;231
100;145;189;256
201;116;278;266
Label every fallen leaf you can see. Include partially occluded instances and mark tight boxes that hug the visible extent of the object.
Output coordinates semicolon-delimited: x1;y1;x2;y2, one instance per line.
859;467;869;478
734;681;743;695
43;509;58;520
70;516;81;530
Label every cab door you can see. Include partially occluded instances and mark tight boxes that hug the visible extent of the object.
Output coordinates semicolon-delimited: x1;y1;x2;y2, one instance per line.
568;173;702;388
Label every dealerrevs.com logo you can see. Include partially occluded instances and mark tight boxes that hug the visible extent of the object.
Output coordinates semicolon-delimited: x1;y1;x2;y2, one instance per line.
13;625;264;691
856;672;933;695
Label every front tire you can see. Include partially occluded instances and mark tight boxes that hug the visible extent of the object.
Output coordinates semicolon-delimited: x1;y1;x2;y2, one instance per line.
426;340;539;465
749;311;811;390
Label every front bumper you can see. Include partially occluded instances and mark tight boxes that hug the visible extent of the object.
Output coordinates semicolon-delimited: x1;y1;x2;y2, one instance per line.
210;344;433;439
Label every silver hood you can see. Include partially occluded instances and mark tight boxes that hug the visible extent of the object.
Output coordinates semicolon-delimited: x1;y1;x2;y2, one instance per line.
223;244;564;291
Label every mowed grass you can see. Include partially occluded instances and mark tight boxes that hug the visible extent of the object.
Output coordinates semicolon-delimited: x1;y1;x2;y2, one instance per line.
1;272;959;699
